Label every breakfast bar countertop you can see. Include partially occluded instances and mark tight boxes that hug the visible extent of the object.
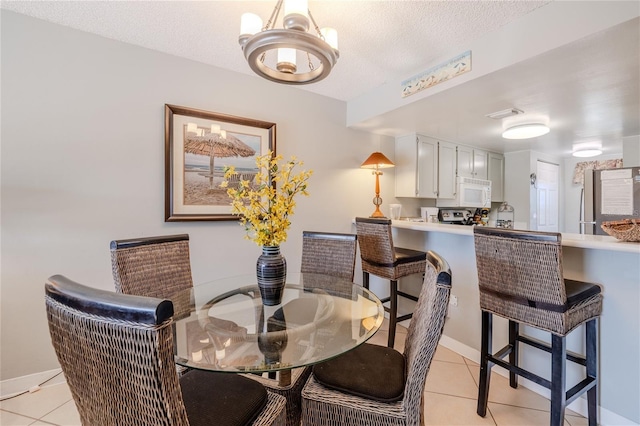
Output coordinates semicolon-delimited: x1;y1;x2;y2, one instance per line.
390;219;640;254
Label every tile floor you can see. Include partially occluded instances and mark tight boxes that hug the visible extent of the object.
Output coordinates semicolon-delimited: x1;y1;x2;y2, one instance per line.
1;322;588;425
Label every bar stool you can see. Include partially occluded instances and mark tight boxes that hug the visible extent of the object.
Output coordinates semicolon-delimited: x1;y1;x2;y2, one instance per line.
355;217;427;348
473;227;602;426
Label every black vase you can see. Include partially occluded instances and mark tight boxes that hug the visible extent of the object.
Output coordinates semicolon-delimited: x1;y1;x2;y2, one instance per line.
256;246;287;306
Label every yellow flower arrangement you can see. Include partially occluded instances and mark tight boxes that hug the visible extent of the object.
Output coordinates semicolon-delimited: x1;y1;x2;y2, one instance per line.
221;151;313;247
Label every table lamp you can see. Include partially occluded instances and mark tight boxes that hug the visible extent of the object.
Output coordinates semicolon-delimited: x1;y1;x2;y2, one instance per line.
360;152;395;218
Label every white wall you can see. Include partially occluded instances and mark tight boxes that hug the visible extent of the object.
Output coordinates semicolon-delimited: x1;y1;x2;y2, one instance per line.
622;135;640;167
0;11;395;380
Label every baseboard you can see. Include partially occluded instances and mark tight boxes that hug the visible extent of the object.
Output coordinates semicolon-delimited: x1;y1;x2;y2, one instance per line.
0;368;64;399
438;335;638;426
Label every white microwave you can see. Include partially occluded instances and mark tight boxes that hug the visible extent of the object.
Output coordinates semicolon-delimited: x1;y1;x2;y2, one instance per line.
436;177;492;208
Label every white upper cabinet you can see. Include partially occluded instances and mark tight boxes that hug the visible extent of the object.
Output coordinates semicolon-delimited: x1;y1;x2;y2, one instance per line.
488;152;505;202
395;134;456;199
395;134;438;198
457;145;488;179
438;141;457;199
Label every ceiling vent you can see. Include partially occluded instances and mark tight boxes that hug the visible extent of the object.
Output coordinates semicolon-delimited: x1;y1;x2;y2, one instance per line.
485;108;523;120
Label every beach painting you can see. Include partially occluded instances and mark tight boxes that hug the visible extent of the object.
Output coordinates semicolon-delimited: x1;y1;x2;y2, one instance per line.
165;105;275;221
401;50;471;98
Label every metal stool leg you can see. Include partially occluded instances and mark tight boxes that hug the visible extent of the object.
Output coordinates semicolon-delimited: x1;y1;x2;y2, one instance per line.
550;334;567;426
477;311;492;417
388;280;398;348
509;320;519;388
586;318;598;426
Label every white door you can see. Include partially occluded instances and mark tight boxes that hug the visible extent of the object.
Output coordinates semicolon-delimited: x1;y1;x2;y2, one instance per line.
535;161;559;232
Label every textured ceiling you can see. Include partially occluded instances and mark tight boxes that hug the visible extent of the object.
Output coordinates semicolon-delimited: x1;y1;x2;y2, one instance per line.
0;0;549;101
3;1;638;158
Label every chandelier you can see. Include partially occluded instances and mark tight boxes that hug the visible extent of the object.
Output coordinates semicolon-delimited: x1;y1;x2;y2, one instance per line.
239;0;339;85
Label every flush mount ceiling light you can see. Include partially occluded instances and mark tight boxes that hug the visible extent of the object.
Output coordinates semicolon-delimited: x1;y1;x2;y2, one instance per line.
572;149;603;158
502;123;550;139
239;0;339;85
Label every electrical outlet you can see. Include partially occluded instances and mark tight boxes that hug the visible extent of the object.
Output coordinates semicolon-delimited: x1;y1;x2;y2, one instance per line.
449;295;458;307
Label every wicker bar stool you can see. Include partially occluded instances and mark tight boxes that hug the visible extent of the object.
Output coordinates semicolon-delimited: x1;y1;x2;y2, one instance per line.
245;231;358;426
473;227;603;426
355;217;427;348
45;275;287;426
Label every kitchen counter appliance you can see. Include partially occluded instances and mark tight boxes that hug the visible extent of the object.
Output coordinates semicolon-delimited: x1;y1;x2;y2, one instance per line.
439;209;474;225
582;167;640;235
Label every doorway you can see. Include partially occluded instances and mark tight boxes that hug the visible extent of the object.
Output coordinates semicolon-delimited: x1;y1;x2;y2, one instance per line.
535;161;559;232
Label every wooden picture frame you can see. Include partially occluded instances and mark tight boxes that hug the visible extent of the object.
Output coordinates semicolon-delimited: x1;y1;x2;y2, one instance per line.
164;104;276;221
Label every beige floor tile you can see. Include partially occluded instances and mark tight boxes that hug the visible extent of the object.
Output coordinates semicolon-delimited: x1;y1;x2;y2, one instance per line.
368;320;407;352
425;360;479;399
488;403;571;425
0;384;72;420
39;400;80;426
468;365;554;412
464;357;479;367
0;410;38;426
433;345;466;364
423;392;496;425
566;414;588;426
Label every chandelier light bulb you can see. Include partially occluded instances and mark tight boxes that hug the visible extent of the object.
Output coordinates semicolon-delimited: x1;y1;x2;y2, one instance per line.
283;0;309;31
277;48;297;74
210;124;221;134
320;27;338;50
239;13;263;46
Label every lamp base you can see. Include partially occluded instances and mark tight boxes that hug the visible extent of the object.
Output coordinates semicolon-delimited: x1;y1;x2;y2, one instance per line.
370;206;385;218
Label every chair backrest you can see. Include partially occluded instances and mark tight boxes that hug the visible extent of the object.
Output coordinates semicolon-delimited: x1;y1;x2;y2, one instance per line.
44;275;190;425
402;251;452;420
354;217;395;265
473;227;567;331
301;231;358;280
110;234;193;318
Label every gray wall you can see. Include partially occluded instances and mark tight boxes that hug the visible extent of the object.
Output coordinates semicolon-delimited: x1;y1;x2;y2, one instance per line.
0;11;395;380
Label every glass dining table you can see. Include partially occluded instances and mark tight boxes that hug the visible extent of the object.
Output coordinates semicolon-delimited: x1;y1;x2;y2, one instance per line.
172;272;384;386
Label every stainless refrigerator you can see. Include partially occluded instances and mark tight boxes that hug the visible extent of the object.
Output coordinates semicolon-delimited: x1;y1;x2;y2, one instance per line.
581;166;640;235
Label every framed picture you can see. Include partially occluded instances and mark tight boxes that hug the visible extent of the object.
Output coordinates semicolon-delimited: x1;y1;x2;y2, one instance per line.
165;104;276;221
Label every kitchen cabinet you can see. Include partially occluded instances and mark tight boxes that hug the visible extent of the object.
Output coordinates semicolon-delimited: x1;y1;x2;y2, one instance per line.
395;134;456;199
395;134;437;198
438;141;456;199
488;152;505;202
457;145;488;179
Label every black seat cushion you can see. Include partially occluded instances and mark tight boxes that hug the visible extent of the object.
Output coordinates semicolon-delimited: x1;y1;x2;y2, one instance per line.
394;247;427;265
565;279;601;308
313;343;406;402
180;370;267;426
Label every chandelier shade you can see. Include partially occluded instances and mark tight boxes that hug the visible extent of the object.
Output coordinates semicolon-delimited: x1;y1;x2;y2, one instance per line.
239;0;339;85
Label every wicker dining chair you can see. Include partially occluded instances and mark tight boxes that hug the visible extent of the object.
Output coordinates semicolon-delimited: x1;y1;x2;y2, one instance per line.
301;250;452;426
110;234;194;318
245;231;358;426
110;233;195;376
355;217;427;347
473;227;602;426
300;231;358;280
45;275;287;426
